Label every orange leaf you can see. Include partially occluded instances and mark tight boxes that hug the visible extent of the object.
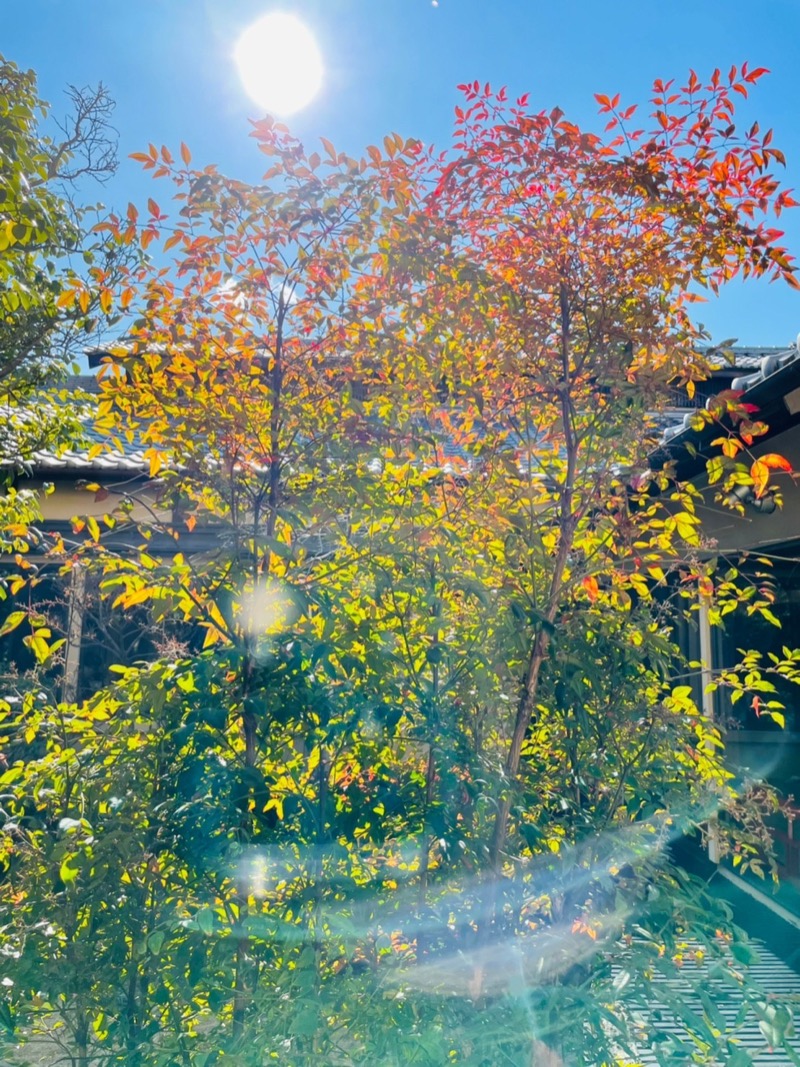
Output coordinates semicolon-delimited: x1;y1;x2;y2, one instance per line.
56;289;76;309
750;459;770;498
180;142;192;165
759;453;792;473
582;576;599;602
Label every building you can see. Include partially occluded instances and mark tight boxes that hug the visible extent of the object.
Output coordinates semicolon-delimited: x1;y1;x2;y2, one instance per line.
652;339;800;940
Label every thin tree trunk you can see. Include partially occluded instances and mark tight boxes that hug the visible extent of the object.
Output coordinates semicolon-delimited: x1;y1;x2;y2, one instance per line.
488;281;577;872
234;296;285;1039
418;742;436;907
231;928;251;1042
125;965;139;1063
74;1016;89;1067
232;656;257;1043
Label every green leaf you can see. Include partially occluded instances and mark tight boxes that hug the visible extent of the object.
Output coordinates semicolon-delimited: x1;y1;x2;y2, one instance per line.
147;930;165;955
59;857;80;884
730;940;759;966
289;1005;319;1036
725;1050;753;1066
196;908;215;936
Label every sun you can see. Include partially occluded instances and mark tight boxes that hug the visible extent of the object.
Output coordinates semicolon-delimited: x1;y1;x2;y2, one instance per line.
234;11;323;117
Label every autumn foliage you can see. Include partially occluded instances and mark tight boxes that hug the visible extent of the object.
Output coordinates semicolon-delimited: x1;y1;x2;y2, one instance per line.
1;65;799;1065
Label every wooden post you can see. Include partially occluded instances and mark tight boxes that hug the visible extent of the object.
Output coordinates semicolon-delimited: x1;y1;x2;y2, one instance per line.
61;564;86;704
698;600;720;863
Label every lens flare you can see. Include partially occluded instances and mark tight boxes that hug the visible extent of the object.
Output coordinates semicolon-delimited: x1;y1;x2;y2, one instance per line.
238;578;298;637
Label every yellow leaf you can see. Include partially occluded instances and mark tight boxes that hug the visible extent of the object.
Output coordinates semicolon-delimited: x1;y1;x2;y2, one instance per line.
673;512;699;544
717;438;741;458
202;624;223;649
0;610;26;637
144;448;164;477
206;600;228;636
25;634;50;664
751;459;769;498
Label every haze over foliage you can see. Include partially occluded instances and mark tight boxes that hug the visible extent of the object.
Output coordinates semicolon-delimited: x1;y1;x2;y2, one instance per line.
1;57;800;1065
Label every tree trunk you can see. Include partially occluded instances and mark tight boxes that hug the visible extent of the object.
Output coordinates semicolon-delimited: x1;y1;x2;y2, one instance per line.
487;281;576;887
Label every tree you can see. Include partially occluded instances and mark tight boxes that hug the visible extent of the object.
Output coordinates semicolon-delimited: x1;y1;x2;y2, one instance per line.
1;66;799;1065
0;53;124;462
0;54;133;713
366;66;798;872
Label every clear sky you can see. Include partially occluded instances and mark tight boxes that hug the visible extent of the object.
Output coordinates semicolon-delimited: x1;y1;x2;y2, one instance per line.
5;0;800;346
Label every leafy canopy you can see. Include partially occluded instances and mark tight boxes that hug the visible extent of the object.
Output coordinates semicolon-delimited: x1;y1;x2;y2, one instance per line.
1;64;799;1066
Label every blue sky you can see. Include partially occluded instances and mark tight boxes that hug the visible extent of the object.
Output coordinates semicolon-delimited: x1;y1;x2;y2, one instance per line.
5;0;800;346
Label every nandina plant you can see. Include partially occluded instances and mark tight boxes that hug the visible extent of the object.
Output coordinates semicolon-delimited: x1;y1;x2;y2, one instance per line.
2;65;799;1066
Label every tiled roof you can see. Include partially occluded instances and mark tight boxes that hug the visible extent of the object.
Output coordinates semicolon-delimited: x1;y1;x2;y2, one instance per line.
705;345;793;371
2;375;149;475
9;344;799;475
27;446;148;473
660;343;800;448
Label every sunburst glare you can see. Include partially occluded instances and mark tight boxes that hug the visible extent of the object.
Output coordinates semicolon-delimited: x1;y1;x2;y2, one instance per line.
234;11;323;116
